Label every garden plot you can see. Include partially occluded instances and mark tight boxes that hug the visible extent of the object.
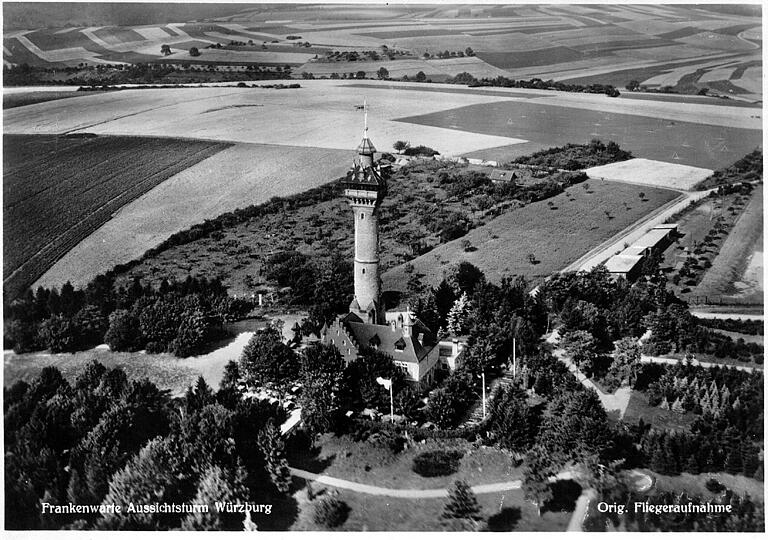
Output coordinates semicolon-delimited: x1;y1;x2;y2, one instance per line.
584;158;712;191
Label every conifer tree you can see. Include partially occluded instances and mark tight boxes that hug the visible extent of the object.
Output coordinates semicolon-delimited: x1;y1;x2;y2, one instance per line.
257;420;291;494
724;446;743;475
446;292;471;335
522;451;553;517
671;397;685;414
441;479;483;530
181;464;250;530
685;454;700;474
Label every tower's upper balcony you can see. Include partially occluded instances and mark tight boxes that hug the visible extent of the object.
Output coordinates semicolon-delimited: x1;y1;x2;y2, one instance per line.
341;160;387;204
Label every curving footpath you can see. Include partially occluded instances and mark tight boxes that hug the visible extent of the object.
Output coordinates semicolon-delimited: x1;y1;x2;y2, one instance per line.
290;467;574;499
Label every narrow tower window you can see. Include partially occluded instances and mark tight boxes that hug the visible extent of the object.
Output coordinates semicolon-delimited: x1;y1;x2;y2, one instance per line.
361;213;365;220
362;269;365;274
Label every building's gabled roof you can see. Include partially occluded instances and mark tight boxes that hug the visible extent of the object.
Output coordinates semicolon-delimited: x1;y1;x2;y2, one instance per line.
343;319;434;364
489;169;517;182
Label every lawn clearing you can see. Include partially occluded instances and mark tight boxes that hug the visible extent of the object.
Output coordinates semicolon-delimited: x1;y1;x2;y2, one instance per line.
3;345;220;397
292;434;522;491
584;158;713;191
382;180;679;290
644;470;764;502
3;134;230;298
290;480;572;531
621;391;696;431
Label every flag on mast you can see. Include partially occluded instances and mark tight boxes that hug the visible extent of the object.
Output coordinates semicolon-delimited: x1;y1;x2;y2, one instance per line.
376;376;391;390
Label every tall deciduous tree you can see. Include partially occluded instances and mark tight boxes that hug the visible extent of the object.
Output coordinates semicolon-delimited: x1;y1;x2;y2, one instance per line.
239;325;299;387
299;344;346;435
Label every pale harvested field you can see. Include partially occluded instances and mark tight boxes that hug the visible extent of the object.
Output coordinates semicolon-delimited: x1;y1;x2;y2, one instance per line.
693;185;764;301
741;27;762;40
699;66;739;83
584;159;713;191
3;81;529;156
679;32;758;52
734;66;762;94
34;143;351;290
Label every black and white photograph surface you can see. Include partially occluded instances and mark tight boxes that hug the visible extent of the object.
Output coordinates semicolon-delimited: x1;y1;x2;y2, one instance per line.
2;0;764;533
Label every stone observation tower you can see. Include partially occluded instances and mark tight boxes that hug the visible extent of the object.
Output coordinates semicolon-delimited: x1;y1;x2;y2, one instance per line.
341;101;387;324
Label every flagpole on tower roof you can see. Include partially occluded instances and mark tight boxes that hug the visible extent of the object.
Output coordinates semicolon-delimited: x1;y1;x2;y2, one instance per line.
363;98;368;137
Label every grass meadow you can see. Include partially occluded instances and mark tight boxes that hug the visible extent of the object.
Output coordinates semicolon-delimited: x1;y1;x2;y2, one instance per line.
383;179;680;290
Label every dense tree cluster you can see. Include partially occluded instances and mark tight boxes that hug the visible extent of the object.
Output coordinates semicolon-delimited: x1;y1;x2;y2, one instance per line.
514;139;633;170
4;362;290;530
263;252;353;331
436;168;587;209
632;363;763;478
4;276;248;356
446;73;620;97
643;303;763;363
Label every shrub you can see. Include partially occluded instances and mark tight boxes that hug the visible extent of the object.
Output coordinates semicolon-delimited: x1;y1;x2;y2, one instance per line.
313;497;350;528
705;478;724;493
412;449;464;477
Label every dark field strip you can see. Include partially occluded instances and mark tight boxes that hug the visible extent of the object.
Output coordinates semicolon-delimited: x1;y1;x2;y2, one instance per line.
476;47;585;69
395;100;762;170
730;60;762;79
162;26;179;36
715;23;762;36
657;26;703;40
357;28;466;39
345;82;550;99
570;39;676;53
476;23;580;36
2;91;95;110
619;92;761;108
558;54;743;87
3;37;63;67
92;26;146;44
3;135;231;297
25;30;112;55
94;50;158;64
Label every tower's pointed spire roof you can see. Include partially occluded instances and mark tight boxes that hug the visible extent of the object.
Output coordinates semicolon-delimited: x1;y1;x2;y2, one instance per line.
357;98;376;155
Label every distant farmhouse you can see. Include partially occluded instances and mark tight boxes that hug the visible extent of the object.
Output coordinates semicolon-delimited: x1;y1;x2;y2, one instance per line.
322;107;465;387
